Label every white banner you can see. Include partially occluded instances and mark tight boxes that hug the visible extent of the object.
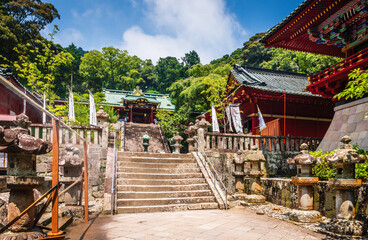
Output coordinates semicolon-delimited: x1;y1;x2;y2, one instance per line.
68;89;75;121
257;105;267;131
42;91;46;124
230;104;243;134
211;103;219;133
225;106;233;132
89;91;97;126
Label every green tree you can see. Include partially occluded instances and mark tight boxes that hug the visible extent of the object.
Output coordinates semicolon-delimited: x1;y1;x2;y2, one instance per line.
335;68;368;101
13;39;74;103
155;56;186;93
0;0;60;66
181;50;200;68
79;50;105;92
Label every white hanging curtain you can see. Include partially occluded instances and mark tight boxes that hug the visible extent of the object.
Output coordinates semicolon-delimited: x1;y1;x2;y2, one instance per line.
68;89;75;121
230;104;243;134
257;105;267;132
89;91;97;126
211;103;219;133
42;91;46;124
225;106;233;132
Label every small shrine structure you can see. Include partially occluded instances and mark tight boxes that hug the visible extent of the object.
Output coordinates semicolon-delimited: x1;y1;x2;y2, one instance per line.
103;87;175;124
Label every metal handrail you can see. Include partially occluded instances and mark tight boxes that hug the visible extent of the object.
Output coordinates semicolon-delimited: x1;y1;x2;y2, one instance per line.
193;136;227;209
111;131;118;215
122;121;126;151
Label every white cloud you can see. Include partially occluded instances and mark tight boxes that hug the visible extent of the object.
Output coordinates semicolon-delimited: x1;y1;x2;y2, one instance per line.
120;0;246;64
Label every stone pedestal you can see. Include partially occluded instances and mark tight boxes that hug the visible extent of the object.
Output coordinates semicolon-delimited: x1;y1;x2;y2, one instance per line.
0;114;51;240
324;136;367;236
243;146;266;204
196;115;210;151
172;132;183;154
59;145;83;205
287;143;322;223
184;123;198;153
232;151;246;193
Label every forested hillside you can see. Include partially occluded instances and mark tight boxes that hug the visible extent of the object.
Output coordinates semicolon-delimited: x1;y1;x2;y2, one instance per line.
0;0;342;137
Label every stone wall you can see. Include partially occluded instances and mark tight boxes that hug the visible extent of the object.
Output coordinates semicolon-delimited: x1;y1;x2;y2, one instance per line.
319;97;368;151
244;178;368;219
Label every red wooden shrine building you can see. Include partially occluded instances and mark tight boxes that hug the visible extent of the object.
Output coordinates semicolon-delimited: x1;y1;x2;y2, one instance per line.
261;0;368;98
260;0;368;150
216;65;335;138
0;70;43;124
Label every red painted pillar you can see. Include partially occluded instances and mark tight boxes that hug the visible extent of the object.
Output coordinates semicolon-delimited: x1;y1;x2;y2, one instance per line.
251;102;256;135
129;106;133;122
150;107;154;124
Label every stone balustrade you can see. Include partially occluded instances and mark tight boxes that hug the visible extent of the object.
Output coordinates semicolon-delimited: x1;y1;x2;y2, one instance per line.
30;124;102;145
204;132;322;153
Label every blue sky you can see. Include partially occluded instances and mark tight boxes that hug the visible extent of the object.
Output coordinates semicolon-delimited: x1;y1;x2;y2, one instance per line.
43;0;304;64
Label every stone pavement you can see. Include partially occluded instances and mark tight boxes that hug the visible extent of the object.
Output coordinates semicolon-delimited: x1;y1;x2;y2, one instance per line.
66;207;327;240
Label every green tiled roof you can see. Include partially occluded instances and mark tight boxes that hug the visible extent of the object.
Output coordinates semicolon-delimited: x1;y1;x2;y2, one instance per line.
103;88;175;111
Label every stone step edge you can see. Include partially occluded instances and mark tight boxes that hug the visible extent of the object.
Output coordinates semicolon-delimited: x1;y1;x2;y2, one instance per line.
118;178;205;181
117;183;208;187
117;173;202;176
117;196;215;202
117;202;218;209
117;190;212;194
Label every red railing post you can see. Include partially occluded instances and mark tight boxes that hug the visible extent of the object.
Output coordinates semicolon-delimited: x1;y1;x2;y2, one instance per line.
47;119;64;238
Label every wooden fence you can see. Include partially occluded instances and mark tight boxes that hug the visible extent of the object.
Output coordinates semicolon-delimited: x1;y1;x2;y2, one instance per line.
204;132;322;152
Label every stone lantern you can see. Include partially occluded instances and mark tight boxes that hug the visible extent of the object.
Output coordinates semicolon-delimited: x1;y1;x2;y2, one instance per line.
172;132;183;154
196;115;211;150
0;114;51;240
324;136;366;236
287;143;322;223
243;146;266;203
232;150;246;193
184;123;198;153
142;131;151;152
59;145;83;205
96;106;110;126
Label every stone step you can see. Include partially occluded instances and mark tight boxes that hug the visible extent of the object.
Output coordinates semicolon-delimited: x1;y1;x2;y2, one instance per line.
117;162;198;168
117;203;219;214
117;178;206;185
117;196;217;207
117;167;201;174
117;157;195;164
118;152;188;158
117;172;203;179
117;184;210;192
117;190;213;199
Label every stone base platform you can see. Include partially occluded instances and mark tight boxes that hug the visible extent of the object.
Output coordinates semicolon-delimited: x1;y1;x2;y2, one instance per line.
289;210;322;223
243;194;266;204
0;229;45;240
325;218;365;237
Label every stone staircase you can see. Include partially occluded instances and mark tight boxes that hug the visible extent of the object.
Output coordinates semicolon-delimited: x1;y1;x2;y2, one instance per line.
116;152;219;213
124;123;169;153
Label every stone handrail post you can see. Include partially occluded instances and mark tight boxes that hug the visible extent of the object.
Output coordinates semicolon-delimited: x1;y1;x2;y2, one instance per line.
196;115;211;151
172;132;183;154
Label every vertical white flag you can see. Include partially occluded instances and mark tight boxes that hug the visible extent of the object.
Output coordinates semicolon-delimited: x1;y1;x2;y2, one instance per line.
225;106;233;132
230;104;243;134
211;103;219;133
257;105;267;132
68;89;75;121
42;91;46;124
23;89;26;114
89;91;97;126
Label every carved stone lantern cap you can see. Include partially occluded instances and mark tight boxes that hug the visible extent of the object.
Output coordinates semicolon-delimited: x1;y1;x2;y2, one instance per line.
172;132;183;142
325;136;367;164
96;106;110;120
196;115;211;129
287;143;321;165
184;122;198;135
233;150;244;164
245;146;265;162
60;145;83;166
0;114;51;154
